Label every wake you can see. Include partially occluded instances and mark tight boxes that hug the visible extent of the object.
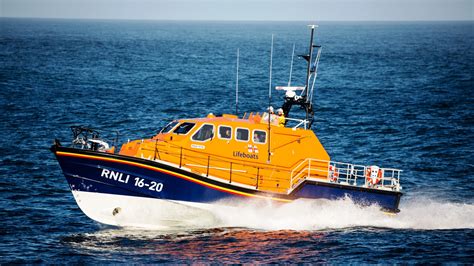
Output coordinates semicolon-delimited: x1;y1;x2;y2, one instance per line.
207;197;474;230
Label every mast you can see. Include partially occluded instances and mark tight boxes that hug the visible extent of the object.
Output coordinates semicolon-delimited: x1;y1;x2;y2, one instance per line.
279;24;321;129
304;25;316;101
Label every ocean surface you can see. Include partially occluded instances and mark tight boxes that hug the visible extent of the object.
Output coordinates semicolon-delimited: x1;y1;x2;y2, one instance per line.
0;18;473;263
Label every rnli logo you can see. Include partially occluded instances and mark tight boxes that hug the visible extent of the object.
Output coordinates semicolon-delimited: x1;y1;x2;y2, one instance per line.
248;144;259;154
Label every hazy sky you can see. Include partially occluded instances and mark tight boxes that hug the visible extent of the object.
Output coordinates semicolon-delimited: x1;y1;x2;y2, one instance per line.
1;0;473;21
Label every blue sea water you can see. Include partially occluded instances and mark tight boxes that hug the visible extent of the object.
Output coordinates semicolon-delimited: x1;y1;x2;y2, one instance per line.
0;18;473;263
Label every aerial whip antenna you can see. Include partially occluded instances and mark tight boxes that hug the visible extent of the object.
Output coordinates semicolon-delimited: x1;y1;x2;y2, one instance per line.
235;48;239;115
309;46;322;104
288;43;296;86
267;34;274;163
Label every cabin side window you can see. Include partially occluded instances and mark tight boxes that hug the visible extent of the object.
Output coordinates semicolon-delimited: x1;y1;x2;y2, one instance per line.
253;130;267;144
191;124;215;142
236;128;249;142
160;121;178;134
173;122;195;135
218;126;232;140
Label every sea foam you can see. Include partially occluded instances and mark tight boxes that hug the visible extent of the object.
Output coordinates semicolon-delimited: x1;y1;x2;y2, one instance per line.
206;197;474;230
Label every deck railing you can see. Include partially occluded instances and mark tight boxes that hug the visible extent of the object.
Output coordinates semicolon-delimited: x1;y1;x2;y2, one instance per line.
137;140;402;194
244;112;309;130
146;141;294;193
289;158;402;193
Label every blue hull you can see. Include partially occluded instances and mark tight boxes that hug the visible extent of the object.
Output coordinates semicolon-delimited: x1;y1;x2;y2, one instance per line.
52;146;402;212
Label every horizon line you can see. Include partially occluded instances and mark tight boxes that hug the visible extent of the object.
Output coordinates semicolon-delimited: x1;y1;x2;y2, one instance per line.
1;16;473;23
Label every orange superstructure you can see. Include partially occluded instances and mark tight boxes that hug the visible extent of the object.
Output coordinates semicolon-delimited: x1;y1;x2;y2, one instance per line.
119;113;330;194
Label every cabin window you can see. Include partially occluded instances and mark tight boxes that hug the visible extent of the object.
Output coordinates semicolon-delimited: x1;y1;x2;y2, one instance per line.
160;121;178;134
218;126;232;140
173;122;195;135
253;130;267;144
192;124;214;142
236;128;249;142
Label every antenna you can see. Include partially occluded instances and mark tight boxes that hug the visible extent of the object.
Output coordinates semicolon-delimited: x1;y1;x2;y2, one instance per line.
267;34;274;163
304;24;317;102
269;34;273;106
309;46;322;104
235;48;239;115
288;43;295;86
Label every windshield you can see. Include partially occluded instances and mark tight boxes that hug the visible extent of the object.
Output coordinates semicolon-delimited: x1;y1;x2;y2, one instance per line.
159;121;178;134
173;122;196;135
192;124;214;141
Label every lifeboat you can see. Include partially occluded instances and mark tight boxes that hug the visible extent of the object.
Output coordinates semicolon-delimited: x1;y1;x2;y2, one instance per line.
51;25;402;227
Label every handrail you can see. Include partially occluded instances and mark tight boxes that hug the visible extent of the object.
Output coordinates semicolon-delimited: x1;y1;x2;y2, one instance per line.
150;141;293;192
259;112;309;130
147;140;402;194
284;117;309;130
153;140;294;172
70;125;120;150
288;158;402;193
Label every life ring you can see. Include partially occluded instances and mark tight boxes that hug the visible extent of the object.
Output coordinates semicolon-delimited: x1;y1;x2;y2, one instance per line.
366;166;383;186
328;165;339;182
